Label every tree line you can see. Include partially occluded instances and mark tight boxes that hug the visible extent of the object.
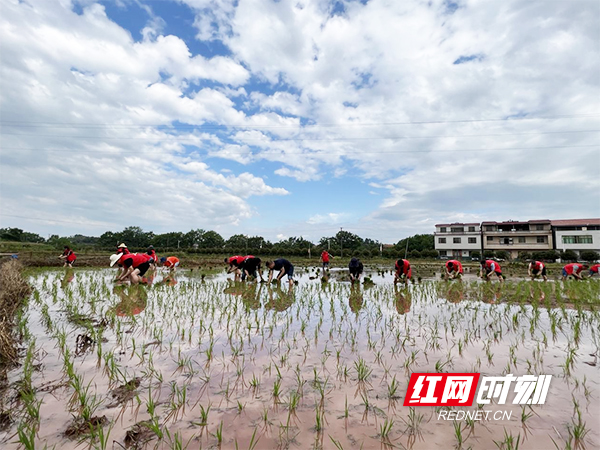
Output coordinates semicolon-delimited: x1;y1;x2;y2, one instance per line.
0;227;437;259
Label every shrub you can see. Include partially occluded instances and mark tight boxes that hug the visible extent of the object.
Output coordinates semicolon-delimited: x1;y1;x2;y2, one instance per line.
580;251;600;262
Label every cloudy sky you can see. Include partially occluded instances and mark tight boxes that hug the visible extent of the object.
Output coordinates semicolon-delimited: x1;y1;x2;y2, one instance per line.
1;0;598;243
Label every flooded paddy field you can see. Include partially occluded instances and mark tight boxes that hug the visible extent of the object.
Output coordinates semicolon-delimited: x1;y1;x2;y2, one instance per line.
1;268;599;450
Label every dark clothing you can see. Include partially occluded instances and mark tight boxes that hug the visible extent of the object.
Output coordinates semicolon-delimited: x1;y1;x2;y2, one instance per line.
241;257;261;281
136;262;151;276
349;258;363;276
272;258;294;277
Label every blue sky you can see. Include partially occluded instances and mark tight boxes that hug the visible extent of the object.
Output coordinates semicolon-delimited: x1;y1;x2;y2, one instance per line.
0;0;598;243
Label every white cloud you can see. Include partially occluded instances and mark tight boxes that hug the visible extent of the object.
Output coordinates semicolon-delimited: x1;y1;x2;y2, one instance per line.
1;0;598;241
307;213;349;225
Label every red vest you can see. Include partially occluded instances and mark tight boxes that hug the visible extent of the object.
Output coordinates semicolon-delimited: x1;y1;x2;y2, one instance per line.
564;263;582;275
446;260;463;273
395;259;410;274
532;261;544;271
484;260;502;273
121;253;151;268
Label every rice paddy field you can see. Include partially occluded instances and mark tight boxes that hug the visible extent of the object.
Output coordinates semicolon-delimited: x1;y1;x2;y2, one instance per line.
1;266;599;450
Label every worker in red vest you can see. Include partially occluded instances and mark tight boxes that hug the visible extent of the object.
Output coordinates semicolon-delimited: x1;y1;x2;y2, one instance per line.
562;263;588;281
528;260;547;281
59;246;77;267
480;260;504;282
320;250;332;269
394;259;412;285
445;260;463;280
589;264;600;277
111;253;153;284
225;255;253;280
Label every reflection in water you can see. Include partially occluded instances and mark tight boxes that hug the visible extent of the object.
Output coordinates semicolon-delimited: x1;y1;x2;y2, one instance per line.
481;284;502;304
158;273;178;286
223;280;247;296
349;284;364;313
446;282;464;304
113;285;148;316
394;285;412;314
60;268;75;288
265;285;295;312
242;283;262;310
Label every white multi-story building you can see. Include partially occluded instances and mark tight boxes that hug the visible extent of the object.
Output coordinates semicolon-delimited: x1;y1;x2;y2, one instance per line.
481;219;553;259
552;219;600;257
434;223;481;259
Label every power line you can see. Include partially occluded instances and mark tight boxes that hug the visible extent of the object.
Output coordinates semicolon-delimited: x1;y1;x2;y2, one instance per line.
0;113;597;130
1;129;598;142
1;144;597;155
0;213;110;226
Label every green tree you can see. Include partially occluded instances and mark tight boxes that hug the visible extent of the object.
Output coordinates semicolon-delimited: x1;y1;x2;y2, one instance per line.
560;250;578;262
580;251;599;262
395;234;434;252
225;234;249;249
0;228;24;242
199;231;224;248
47;235;72;249
120;226;153;248
152;232;184;249
98;231;119;248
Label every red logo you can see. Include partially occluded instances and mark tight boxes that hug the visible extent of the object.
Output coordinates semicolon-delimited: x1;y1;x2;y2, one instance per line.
403;373;480;406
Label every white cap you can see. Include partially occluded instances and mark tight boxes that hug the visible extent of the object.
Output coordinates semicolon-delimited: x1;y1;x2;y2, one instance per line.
109;253;123;267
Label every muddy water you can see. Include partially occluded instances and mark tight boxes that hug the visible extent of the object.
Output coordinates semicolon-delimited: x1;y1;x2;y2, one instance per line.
1;268;598;450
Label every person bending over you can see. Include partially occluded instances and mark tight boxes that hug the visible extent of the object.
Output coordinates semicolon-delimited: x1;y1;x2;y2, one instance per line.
241;257;264;282
266;258;294;287
445;260;463;280
528;260;547;281
349;257;364;284
394;259;412;285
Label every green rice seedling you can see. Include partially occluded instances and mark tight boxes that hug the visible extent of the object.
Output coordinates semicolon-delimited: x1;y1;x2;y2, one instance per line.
249;374;260;390
17;421;36;450
95;420;114;450
520;406;533;427
343;395;349;419
247;427;261;450
198;403;211;426
454;420;464;448
272;379;282;400
315;404;324;432
354;358;372;383
379;418;393;442
329;435;345;450
215;420;224;446
567;409;589;447
493;429;521;450
387;375;399;399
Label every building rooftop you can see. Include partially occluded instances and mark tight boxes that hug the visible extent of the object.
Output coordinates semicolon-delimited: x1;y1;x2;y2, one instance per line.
435;222;480;227
481;219;550;225
551;218;600;227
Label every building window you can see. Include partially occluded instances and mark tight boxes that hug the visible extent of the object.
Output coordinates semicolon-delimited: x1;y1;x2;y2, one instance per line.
438;238;446;244
468;226;476;232
440;227;447;233
487;236;493;241
535;224;545;230
468;237;476;244
562;235;593;244
485;226;495;231
453;237;461;244
536;236;546;244
451;227;464;233
518;237;526;243
439;250;447;256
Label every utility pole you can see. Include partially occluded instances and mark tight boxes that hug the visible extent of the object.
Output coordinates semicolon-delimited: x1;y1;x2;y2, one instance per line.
340;227;343;258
